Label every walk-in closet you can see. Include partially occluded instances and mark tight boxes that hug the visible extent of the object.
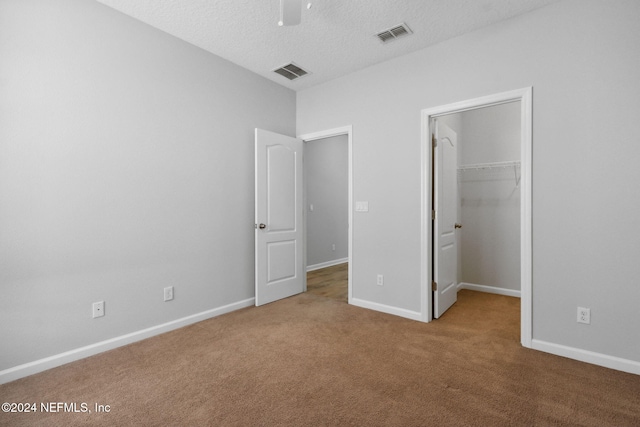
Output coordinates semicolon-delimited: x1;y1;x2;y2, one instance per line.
438;101;522;297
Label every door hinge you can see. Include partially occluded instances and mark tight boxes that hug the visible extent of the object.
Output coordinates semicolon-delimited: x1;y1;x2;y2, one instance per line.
432;134;437;148
431;210;436;221
432;281;438;291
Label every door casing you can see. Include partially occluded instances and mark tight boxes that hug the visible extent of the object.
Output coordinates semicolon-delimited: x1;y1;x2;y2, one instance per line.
298;126;353;303
420;88;533;348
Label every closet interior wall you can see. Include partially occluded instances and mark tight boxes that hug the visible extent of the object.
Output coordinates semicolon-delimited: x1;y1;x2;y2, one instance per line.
439;102;521;296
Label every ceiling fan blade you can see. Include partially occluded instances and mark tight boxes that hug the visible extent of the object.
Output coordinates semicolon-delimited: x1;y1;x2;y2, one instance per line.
279;0;301;26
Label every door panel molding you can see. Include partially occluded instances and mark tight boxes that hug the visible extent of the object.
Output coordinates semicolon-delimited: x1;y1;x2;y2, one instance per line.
420;87;533;348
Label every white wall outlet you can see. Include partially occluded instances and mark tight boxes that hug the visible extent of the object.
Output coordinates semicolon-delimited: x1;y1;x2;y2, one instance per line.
164;286;174;302
577;307;590;324
332;244;336;251
92;301;105;318
377;274;384;286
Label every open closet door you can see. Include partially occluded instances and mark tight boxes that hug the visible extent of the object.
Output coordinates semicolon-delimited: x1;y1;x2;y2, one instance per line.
433;120;459;318
255;128;304;306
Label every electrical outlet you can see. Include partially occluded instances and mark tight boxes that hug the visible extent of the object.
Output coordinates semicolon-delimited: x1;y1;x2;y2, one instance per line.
164;286;174;302
332;244;336;251
377;274;384;286
92;301;105;318
577;307;590;324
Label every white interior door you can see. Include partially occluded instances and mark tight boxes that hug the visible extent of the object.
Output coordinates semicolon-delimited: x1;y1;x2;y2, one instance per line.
433;120;459;318
255;128;304;306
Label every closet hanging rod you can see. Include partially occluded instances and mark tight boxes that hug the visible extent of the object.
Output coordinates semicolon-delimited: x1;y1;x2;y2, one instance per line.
457;160;521;171
457;160;521;187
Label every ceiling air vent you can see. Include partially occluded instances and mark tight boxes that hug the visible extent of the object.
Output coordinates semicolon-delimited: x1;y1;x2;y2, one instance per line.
273;63;310;81
376;23;412;43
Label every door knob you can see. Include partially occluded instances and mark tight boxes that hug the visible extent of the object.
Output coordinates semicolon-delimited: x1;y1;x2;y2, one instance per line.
455;223;462;229
259;223;266;229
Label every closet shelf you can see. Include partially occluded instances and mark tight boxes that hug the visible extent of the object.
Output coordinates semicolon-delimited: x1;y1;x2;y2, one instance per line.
457;160;520;171
457;161;521;187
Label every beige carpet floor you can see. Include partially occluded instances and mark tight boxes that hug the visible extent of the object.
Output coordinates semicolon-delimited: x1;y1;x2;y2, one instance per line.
1;290;639;426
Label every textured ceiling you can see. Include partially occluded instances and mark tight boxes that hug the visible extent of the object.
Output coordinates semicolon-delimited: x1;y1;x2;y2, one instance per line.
94;0;561;91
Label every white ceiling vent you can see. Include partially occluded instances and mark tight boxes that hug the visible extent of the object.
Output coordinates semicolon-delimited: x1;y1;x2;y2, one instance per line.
273;63;310;81
376;23;412;43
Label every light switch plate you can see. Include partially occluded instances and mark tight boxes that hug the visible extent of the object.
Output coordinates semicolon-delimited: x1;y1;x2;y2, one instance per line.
355;201;369;212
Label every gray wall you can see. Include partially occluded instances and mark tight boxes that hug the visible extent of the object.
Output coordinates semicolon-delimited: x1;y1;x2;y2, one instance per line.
305;135;349;268
459;102;521;292
297;0;640;363
0;0;295;371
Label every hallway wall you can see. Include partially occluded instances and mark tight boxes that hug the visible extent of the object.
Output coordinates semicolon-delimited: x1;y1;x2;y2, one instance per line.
305;135;349;269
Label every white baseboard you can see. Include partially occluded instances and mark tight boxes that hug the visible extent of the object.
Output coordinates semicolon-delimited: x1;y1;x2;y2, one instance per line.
531;339;640;376
0;298;255;385
307;257;349;272
351;298;422;322
458;282;521;298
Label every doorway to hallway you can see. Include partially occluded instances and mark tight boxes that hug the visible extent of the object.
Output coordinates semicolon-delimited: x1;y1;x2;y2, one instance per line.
306;263;348;303
299;126;353;304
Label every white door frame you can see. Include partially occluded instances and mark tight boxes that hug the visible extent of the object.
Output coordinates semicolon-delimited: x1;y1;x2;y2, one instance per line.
420;88;533;348
298;126;353;303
